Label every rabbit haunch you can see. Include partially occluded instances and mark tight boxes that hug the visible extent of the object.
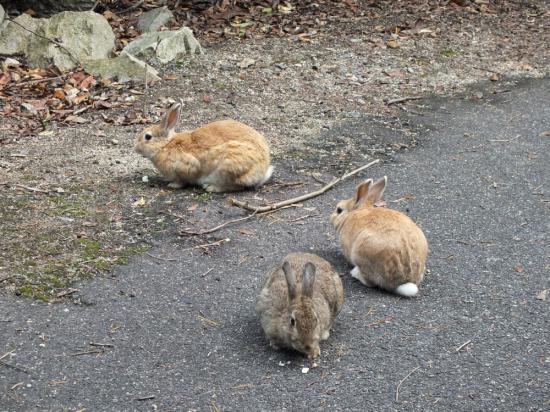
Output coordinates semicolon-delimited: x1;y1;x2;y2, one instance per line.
331;176;428;297
134;102;273;192
256;253;344;359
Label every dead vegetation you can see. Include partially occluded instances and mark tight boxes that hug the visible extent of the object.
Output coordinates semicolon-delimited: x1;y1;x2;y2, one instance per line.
0;0;548;300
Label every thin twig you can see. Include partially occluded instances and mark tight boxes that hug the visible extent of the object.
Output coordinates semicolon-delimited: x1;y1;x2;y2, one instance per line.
455;340;472;352
488;135;520;143
386;96;423;106
6;18;79;65
119;0;145;13
15;184;49;193
136;395;156;401
146;252;178;262
180;238;230;252
181;213;258;236
0;275;15;283
395;366;421;402
67;350;103;357
89;342;114;348
56;288;79;298
0;350;15;362
200;268;214;278
90;0;101;11
229;159;380;213
289;214;315;223
7;76;62;88
472;66;500;74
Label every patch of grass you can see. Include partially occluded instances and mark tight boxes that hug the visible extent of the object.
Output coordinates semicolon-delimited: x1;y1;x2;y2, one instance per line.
441;48;459;58
0;178;165;301
196;192;214;202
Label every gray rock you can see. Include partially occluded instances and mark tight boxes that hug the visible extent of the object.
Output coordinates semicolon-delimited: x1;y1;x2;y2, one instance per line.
0;11;114;71
0;5;5;26
137;6;174;33
122;27;202;64
0;14;39;56
84;52;160;83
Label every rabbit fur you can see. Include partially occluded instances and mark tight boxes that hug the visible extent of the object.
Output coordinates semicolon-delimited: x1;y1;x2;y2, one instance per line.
256;252;344;359
135;102;273;192
330;176;428;297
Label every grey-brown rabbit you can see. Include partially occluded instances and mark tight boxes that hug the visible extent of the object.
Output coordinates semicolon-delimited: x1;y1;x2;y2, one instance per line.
256;253;344;359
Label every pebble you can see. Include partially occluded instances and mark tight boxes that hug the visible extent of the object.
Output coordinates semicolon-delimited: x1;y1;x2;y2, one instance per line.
111;139;119;145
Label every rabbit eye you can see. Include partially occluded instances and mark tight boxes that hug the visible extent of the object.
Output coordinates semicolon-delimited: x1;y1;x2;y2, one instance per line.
290;318;295;327
336;207;343;214
144;133;153;141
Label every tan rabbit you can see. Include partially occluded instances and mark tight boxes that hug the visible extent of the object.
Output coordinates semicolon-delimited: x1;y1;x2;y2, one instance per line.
256;253;344;359
330;176;428;297
134;101;273;192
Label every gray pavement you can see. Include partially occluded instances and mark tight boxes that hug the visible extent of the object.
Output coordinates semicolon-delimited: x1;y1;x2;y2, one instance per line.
1;78;549;411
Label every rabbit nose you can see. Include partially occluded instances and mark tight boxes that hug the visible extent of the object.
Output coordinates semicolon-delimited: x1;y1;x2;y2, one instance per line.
305;345;311;352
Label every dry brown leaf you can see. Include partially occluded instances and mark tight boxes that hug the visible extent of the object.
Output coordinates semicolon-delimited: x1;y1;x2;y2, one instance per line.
187;203;199;212
164;74;179;80
489;73;499;81
239;228;254;235
514;264;524;273
386;38;399;49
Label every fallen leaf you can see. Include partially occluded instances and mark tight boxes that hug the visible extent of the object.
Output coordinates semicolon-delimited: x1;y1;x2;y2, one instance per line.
514;264;524;273
54;88;66;99
239;228;254;235
0;73;10;86
80;75;95;89
238;58;256;69
133;197;146;207
202;95;212;103
489;73;499;81
538;131;550;138
386;38;399;49
187;203;198;212
65;115;88;124
38;130;55;137
164;73;178;80
536;289;548;300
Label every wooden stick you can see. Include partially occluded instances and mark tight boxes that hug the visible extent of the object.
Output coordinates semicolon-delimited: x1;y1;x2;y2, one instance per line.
395;366;421;402
180;238;229;252
386;96;423;106
229;159;380;213
15;184;49;193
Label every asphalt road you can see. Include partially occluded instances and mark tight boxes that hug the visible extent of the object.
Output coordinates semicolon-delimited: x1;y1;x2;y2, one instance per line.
1;78;549;411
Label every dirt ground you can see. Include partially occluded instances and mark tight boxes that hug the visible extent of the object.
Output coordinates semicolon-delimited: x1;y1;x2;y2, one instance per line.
0;1;549;299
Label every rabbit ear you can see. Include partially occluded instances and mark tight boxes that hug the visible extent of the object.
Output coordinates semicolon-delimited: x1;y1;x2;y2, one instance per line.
282;261;297;300
301;262;316;298
160;102;181;135
365;176;387;204
354;179;373;208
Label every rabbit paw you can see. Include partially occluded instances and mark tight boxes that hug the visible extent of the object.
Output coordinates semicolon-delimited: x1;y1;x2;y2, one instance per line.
321;330;330;341
203;184;224;193
351;266;374;287
307;346;321;359
167;182;184;189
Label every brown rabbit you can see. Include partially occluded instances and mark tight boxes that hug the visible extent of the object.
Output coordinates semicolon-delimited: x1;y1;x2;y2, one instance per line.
134;101;273;192
330;176;428;297
256;253;344;359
